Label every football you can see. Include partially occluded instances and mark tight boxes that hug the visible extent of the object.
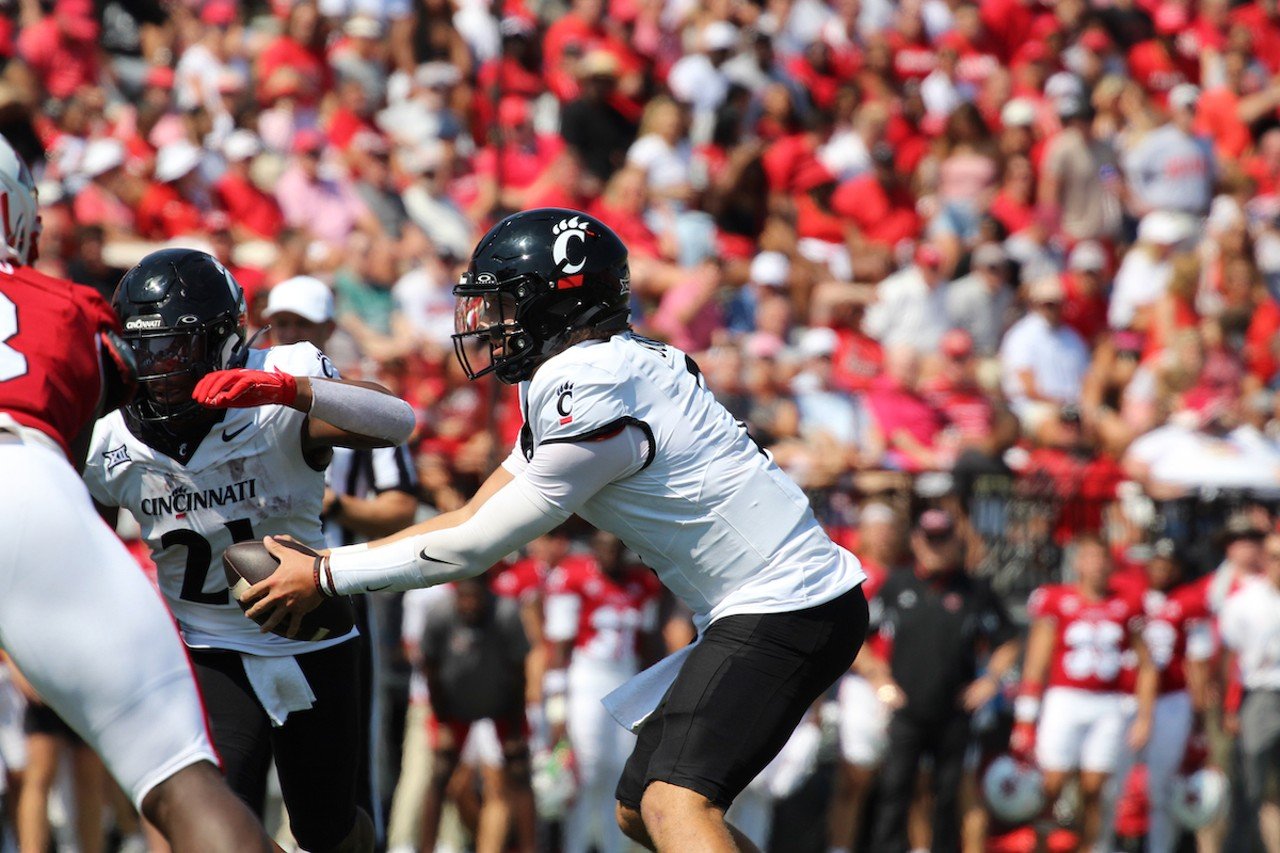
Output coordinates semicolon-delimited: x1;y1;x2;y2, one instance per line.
222;539;355;641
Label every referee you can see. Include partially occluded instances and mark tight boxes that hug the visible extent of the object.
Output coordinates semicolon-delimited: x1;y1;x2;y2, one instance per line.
863;509;1021;853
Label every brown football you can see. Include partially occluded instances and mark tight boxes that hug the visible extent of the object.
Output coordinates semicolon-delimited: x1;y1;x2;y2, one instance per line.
222;539;355;641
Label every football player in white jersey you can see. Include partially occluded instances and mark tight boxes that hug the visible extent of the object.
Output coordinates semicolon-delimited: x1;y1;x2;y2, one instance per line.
244;209;870;853
83;249;415;853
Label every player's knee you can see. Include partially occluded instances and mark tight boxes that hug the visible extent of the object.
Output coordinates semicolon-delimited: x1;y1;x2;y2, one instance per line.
502;743;531;786
1078;772;1108;801
640;780;718;829
616;801;650;845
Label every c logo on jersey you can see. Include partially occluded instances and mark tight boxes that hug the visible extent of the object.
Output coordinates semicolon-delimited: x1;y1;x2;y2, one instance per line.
552;216;590;278
102;445;131;472
555;381;574;425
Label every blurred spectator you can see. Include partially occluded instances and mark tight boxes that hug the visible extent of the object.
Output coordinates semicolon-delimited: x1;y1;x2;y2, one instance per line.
863;243;949;351
1110;211;1195;331
1000;276;1091;435
65;225;127;302
1123;83;1214;218
560;52;638;187
1040;93;1122;242
865;345;949;473
214;131;285;241
276;129;379;245
942;242;1013;355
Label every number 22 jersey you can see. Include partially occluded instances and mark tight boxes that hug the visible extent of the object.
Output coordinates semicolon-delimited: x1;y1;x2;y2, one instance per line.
83;342;355;655
1029;585;1145;693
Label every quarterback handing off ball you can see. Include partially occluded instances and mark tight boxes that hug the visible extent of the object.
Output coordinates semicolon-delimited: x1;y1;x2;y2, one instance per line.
223;540;355;641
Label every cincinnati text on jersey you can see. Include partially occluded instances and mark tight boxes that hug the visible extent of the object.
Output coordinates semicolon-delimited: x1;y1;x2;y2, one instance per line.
140;478;259;516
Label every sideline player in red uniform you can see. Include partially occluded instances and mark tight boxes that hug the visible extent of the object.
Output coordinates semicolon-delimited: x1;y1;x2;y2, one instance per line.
543;530;660;853
1014;536;1157;852
0;137;270;850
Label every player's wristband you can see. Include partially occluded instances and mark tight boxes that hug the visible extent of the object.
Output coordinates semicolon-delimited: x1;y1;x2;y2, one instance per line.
545;694;568;727
1013;689;1042;723
544;669;568;697
315;555;337;597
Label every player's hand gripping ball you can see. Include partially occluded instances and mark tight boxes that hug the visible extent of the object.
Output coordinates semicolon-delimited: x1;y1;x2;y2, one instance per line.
223;539;353;641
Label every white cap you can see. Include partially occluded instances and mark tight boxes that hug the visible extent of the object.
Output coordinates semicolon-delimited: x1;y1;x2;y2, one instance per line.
223;129;261;163
155;140;202;183
1000;98;1036;128
1045;72;1084;101
796;326;838;358
861;502;897;526
750;251;790;287
1138;210;1194;245
702;20;739;52
80;138;126;178
263;276;335;323
344;14;382;38
1028;276;1065;303
401;139;446;175
1067;240;1107;271
1169;83;1201;111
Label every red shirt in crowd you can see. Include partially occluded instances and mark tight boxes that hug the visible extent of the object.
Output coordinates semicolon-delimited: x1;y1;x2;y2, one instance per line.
1127;40;1195;103
134;183;203;241
920;375;995;444
16;0;99;100
831;174;921;248
257;36;329;104
865;375;944;473
1061;271;1110;345
831;327;884;394
473;135;565;190
214;174;285;240
1244;297;1280;384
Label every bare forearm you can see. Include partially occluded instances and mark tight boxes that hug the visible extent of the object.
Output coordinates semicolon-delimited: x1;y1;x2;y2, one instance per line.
330;490;418;539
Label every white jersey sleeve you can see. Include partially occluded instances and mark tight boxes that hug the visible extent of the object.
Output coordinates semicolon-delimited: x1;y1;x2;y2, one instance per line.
264;341;341;381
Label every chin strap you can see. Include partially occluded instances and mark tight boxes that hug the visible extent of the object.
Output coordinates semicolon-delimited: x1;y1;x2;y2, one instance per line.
225;326;269;369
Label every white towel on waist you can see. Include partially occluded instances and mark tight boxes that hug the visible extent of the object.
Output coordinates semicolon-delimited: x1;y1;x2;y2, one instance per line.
602;641;697;732
240;654;317;727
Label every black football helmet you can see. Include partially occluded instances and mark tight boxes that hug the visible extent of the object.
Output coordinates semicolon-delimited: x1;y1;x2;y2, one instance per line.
452;208;631;384
112;248;248;430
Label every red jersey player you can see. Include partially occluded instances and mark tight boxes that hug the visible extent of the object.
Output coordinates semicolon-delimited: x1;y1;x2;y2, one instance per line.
543;531;659;853
0;137;269;850
1015;536;1156;852
1102;539;1214;853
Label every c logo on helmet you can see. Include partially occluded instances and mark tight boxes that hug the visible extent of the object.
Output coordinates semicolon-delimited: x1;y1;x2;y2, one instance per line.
552;216;589;276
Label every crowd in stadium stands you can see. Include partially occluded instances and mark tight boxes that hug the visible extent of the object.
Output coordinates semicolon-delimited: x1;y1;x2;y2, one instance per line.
7;0;1280;850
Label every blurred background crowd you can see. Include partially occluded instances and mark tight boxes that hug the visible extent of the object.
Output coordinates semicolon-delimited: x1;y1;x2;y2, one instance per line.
3;0;1280;849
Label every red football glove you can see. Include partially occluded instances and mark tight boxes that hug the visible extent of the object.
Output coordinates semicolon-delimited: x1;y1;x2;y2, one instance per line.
1010;721;1037;761
193;368;298;409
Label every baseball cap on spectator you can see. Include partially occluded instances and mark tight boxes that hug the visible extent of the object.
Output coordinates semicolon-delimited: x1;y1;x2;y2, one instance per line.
264;276;335;323
57;0;98;41
401;140;446;175
917;508;955;537
915;242;943;269
1079;28;1112;52
796;327;838;359
1068;240;1108;272
1153;2;1189;35
1045;72;1084;101
1056;95;1088;120
703;21;739;53
344;15;382;39
80;138;126;179
1219;512;1266;545
744;331;784;359
941;329;974;359
500;13;536;37
144;66;175;90
223;130;261;163
861;502;897;526
1000;98;1036;129
201;0;237;26
1169;83;1200;112
973;242;1006;269
416;62;462;90
155;141;202;183
750;251;790;288
1138;211;1194;245
1029;276;1065;304
292;128;326;156
578;50;620;79
498;95;531;129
